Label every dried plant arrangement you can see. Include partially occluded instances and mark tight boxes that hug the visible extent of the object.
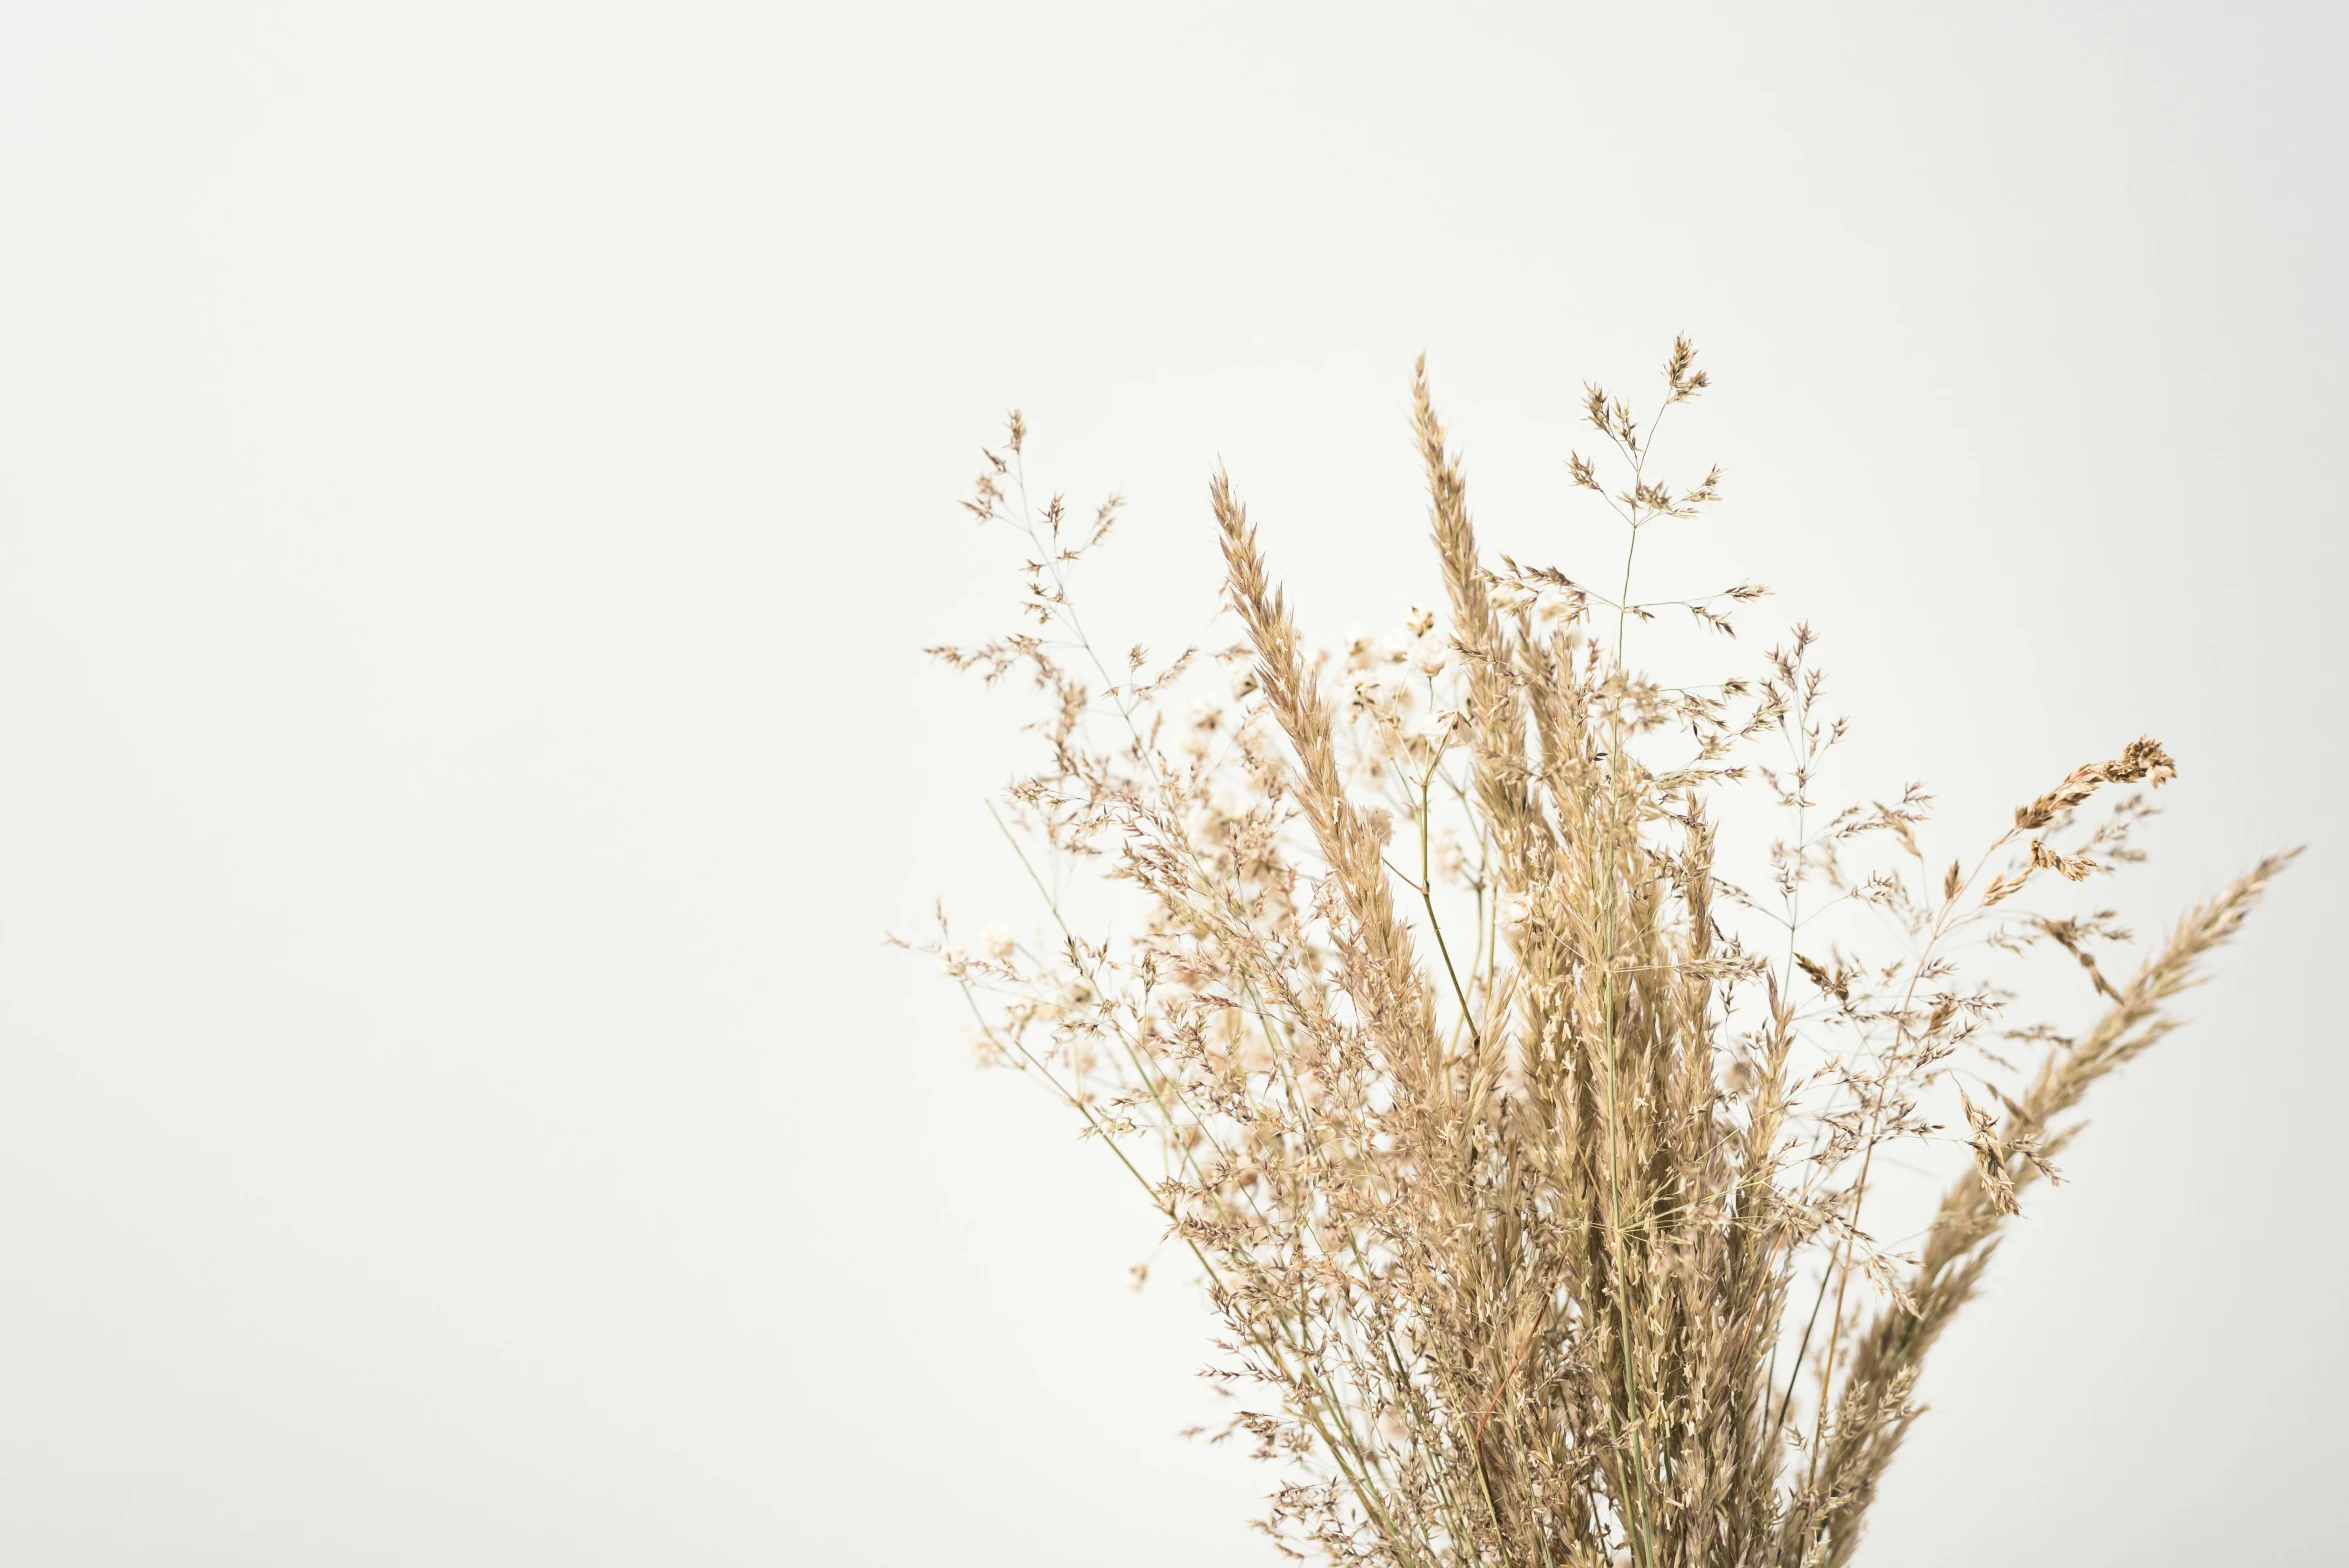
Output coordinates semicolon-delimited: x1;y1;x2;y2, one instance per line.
911;341;2291;1566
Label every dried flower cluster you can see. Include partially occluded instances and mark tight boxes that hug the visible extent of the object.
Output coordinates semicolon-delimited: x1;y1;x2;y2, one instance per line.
914;342;2289;1566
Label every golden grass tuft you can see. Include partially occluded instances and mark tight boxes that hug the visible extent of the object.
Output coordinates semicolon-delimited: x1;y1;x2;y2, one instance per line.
916;342;2290;1566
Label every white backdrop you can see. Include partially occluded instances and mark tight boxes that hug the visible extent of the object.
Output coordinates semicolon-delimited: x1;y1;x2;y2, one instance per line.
1;3;2340;1562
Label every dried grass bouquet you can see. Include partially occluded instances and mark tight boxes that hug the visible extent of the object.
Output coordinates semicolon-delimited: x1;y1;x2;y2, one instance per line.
912;342;2288;1566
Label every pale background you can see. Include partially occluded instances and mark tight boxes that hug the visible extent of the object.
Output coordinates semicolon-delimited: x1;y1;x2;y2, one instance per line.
1;2;2341;1562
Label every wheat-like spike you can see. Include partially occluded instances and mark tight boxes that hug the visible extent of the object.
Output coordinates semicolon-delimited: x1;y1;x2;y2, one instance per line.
1413;358;1551;884
1211;470;1440;1090
1795;850;2297;1565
